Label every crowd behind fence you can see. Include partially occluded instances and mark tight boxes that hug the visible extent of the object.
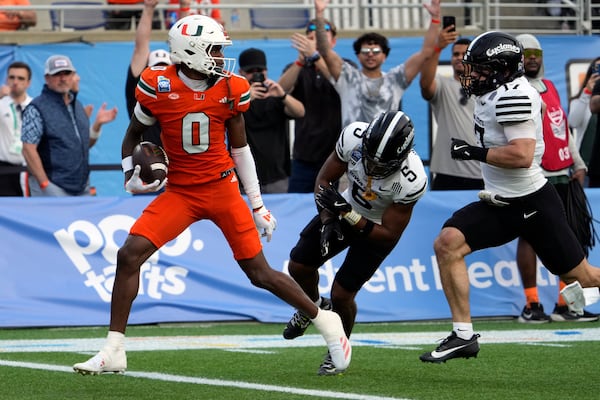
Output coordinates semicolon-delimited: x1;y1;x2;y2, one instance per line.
0;1;599;35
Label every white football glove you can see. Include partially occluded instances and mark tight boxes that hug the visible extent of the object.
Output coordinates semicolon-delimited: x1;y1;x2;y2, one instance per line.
478;190;509;207
253;205;277;242
125;165;167;194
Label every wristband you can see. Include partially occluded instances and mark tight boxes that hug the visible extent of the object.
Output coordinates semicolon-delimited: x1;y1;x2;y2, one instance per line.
343;209;362;226
90;127;101;139
40;180;49;189
471;146;489;162
180;7;190;12
121;156;133;173
305;51;321;65
434;46;441;53
281;93;287;101
584;88;592;95
431;18;440;24
294;60;304;67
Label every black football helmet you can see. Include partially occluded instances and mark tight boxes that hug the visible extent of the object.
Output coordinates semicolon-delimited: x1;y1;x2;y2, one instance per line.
461;31;524;96
361;111;414;179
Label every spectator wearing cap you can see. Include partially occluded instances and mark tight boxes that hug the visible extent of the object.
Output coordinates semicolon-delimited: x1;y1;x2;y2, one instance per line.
21;55;117;196
125;0;171;147
238;48;305;193
279;17;355;193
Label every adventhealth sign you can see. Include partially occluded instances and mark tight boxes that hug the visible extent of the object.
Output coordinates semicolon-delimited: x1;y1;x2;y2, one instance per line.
0;192;598;328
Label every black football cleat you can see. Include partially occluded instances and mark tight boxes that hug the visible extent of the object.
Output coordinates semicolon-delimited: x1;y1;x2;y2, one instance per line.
420;331;480;363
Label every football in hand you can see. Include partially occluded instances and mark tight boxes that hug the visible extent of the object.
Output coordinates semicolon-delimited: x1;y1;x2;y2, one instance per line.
131;141;169;184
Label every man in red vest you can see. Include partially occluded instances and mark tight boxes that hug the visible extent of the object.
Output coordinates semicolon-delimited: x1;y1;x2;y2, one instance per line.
514;34;597;323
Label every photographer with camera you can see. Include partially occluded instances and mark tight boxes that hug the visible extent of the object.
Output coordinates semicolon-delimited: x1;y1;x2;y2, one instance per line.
238;48;305;193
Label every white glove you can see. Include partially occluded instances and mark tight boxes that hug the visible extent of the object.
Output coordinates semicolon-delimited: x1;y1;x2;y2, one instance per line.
478;190;509;207
125;165;167;194
253;205;277;242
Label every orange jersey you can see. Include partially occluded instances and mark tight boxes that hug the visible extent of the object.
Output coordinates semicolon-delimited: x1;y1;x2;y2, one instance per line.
136;65;251;186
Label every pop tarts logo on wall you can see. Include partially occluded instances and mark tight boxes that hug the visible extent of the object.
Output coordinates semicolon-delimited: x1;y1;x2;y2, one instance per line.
53;215;192;302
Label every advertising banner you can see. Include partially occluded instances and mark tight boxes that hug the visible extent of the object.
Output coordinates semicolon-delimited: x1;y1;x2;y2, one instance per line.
2;191;599;328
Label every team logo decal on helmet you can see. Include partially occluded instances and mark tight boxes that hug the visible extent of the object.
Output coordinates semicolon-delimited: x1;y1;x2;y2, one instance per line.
460;31;524;96
168;15;236;77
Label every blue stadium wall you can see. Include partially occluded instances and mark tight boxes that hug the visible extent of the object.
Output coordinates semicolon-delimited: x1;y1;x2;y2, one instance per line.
1;35;600;328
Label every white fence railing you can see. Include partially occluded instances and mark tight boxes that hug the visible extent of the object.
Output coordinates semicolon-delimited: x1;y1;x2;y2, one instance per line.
0;1;598;35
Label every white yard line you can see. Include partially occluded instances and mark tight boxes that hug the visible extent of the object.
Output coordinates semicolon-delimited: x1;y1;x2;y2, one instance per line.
1;328;599;400
0;359;407;400
1;328;599;353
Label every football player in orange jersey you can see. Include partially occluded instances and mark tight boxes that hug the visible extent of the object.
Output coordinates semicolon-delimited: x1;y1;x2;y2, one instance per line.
73;15;351;376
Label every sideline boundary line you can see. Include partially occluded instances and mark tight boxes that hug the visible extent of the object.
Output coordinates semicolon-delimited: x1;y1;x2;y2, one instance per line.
0;359;408;400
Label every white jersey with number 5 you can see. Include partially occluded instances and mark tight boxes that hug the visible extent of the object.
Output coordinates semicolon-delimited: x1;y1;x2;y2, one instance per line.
474;76;547;197
335;121;428;224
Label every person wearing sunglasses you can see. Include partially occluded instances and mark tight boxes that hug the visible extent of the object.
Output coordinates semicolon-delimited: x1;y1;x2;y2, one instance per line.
0;61;32;196
512;33;596;324
279;18;354;193
312;0;440;129
420;23;482;191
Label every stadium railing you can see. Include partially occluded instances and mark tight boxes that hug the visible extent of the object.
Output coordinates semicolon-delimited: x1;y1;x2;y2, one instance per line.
0;0;599;38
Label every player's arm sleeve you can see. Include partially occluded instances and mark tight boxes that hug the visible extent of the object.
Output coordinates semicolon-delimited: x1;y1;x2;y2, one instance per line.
133;102;157;126
231;145;263;210
504;120;536;141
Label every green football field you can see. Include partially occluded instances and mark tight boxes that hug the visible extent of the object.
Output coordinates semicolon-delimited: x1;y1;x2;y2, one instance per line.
1;319;599;400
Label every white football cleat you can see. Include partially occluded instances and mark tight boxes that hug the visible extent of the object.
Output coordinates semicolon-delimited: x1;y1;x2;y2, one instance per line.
311;309;352;372
73;348;127;375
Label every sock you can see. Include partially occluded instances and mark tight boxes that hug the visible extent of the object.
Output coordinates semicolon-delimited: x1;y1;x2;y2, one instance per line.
557;281;567;307
524;287;539;307
106;331;125;350
315;297;323;307
453;322;474;340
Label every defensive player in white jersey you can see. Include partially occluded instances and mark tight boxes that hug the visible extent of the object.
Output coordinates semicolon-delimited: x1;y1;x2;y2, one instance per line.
420;31;600;364
283;110;428;375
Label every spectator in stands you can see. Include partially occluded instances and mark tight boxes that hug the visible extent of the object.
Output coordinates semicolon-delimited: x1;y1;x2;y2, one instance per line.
279;18;348;193
21;55;117;196
126;0;171;146
0;61;32;196
312;0;440;128
166;0;223;29
569;57;600;181
239;48;305;193
0;0;36;31
420;25;482;190
514;34;596;323
106;0;160;30
590;76;600;187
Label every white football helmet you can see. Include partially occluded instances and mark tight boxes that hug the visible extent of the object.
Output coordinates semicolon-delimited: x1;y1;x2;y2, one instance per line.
168;15;235;77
